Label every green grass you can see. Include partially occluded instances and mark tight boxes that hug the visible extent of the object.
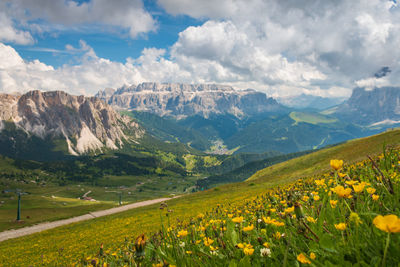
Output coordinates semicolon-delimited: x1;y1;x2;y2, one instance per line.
289;111;338;125
1;129;400;266
248;129;400;183
0;173;200;232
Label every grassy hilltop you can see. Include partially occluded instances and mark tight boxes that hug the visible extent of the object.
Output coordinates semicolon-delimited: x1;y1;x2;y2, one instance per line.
1;129;400;266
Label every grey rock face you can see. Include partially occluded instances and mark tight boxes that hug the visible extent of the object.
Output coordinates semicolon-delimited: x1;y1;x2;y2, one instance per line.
0;90;144;155
97;82;284;118
335;87;400;125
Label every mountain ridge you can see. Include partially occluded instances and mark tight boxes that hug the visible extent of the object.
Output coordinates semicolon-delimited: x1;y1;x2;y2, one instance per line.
0;90;144;157
96;82;286;119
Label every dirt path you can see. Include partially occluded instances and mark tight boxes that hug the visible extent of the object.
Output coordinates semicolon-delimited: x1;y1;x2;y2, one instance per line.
0;196;179;243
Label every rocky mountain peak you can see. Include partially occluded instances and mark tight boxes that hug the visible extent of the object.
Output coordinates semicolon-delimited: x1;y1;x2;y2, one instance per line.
96;82;285;118
0;90;144;155
335;86;400;125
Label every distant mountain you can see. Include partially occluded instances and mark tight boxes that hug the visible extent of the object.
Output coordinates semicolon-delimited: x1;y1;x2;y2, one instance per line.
332;87;400;125
278;94;345;110
0;90;144;159
96;82;286;119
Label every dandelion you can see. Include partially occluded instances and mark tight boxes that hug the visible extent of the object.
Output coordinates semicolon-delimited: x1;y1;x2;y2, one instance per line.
330;159;343;170
334;223;347;231
297;253;311;264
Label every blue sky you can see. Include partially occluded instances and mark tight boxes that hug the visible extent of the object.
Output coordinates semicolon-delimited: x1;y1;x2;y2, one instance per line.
0;0;399;99
9;1;203;67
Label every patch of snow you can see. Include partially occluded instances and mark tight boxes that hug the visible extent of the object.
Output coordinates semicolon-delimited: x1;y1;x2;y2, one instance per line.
75;125;103;153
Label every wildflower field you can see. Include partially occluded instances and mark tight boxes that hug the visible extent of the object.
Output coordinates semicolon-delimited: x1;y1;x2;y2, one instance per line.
1;130;400;266
86;147;400;266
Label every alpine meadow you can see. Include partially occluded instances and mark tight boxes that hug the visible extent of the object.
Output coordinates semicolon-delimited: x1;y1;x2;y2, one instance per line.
1;1;400;267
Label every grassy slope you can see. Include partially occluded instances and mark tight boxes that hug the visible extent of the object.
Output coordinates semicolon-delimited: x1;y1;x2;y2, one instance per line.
289;111;338;125
1;129;400;265
248;129;400;183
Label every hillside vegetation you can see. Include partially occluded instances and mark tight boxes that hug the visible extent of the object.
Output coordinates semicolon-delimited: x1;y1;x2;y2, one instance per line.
1;129;400;266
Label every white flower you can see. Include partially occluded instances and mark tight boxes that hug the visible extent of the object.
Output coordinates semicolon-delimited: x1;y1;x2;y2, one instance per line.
257;219;262;223
179;242;185;248
260;247;271;257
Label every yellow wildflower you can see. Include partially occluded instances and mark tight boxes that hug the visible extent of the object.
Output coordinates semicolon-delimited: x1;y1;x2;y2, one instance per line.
310;252;316;260
186;251;192;254
284;206;294;214
315;179;325;186
307;217;317;223
330;200;338;208
263;242;269;248
345;180;357;186
203;237;214;246
332;185;352;198
366;187;376;194
243;246;254;256
232;216;244;223
177;230;188;238
243;224;254;232
297;253;311;264
330;159;343;170
352;183;365;193
373;215;400;233
372;194;379;201
334;223;346;231
313;195;320;201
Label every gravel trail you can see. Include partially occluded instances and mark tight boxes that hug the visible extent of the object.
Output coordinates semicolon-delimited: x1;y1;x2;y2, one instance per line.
0;196;178;242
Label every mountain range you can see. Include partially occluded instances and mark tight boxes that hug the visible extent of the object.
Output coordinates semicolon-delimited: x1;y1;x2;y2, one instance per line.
0;90;143;159
0;83;398;160
96;82;286;119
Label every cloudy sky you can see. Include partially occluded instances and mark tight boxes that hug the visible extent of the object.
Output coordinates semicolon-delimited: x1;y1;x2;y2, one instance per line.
0;0;399;100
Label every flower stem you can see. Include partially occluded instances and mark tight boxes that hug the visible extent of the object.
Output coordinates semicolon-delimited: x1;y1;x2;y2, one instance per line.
382;232;391;267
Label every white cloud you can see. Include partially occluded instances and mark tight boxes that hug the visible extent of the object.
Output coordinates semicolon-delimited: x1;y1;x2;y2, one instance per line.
1;0;400;100
155;0;400;97
4;0;157;38
0;11;34;44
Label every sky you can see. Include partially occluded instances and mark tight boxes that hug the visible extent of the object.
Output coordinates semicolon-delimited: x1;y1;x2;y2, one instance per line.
0;0;399;100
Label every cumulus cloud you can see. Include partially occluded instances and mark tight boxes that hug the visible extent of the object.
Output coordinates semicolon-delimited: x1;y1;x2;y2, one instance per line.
1;0;400;99
4;0;157;38
156;0;400;97
0;11;34;44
